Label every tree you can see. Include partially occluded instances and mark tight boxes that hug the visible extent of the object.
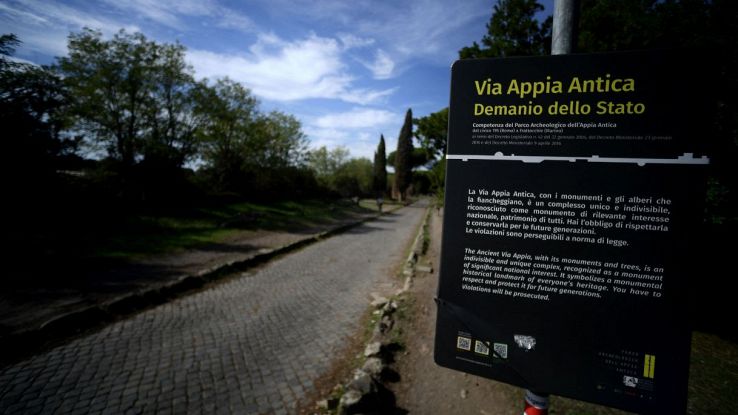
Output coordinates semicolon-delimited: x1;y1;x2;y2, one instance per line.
576;0;738;224
306;146;350;190
334;158;373;197
414;107;449;161
195;78;259;191
58;29;150;169
0;33;18;56
373;134;387;196
251;111;309;169
459;0;552;59
1;34;71;184
243;110;310;195
144;42;204;171
305;147;374;196
387;148;430;170
57;28;202;174
577;0;656;52
393;108;414;201
194;78;310;197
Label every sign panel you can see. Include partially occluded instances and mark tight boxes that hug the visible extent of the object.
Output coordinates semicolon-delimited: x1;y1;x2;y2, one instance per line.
434;50;711;414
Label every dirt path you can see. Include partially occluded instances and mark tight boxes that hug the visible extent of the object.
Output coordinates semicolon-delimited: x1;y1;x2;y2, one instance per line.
391;209;631;415
391;209;522;414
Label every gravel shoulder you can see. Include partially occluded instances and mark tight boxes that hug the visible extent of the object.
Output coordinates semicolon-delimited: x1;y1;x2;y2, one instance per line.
391;209;523;415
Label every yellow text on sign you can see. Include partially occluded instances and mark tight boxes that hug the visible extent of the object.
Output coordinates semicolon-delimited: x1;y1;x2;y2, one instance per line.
643;354;656;379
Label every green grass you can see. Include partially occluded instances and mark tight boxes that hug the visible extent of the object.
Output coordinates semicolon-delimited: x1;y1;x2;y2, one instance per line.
94;199;374;260
357;198;402;212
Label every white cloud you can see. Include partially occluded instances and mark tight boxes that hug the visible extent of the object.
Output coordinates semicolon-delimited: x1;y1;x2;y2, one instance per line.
338;33;374;50
187;33;395;104
303;107;402;159
0;3;47;25
101;0;182;28
304;127;383;160
255;0;359;25
0;0;141;57
7;29;69;57
314;108;395;129
215;12;256;32
362;49;395;79
341;88;397;105
305;127;350;149
99;0;255;33
238;0;490;73
354;0;490;63
14;0;140;33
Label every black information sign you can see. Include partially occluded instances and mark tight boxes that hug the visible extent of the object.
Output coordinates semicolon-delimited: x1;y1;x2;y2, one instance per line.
434;50;712;414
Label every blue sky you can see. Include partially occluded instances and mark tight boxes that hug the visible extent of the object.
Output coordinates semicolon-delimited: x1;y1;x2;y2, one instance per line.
0;0;552;160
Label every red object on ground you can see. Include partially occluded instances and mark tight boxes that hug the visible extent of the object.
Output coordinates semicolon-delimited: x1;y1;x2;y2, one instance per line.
523;390;549;415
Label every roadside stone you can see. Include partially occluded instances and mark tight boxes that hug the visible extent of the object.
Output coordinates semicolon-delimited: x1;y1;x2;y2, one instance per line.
362;357;384;377
364;342;382;357
370;328;388;344
347;369;375;395
369;293;389;308
383;300;398;313
416;265;433;273
316;398;336;410
377;315;394;334
338;390;363;415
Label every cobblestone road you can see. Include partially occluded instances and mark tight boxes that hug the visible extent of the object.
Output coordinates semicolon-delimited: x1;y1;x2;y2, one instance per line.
0;203;427;414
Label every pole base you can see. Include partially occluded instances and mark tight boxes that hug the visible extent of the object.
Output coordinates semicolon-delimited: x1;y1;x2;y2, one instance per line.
523;390;550;415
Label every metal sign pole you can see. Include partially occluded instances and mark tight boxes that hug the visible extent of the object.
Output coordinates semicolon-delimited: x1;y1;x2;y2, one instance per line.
523;0;579;410
522;390;550;415
551;0;580;55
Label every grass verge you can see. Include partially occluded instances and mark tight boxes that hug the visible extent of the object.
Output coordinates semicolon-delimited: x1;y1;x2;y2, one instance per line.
91;198;375;260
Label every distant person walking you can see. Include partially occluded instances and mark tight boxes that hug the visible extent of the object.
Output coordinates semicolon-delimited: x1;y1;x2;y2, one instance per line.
376;197;384;213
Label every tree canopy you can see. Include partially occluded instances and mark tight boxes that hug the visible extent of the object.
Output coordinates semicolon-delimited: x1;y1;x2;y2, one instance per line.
57;29;201;171
459;0;552;59
46;28;316;200
1;34;71;184
575;0;738;223
414;107;449;161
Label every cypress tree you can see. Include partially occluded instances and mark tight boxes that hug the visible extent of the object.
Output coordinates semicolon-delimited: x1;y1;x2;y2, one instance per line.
393;108;413;201
373;134;387;196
